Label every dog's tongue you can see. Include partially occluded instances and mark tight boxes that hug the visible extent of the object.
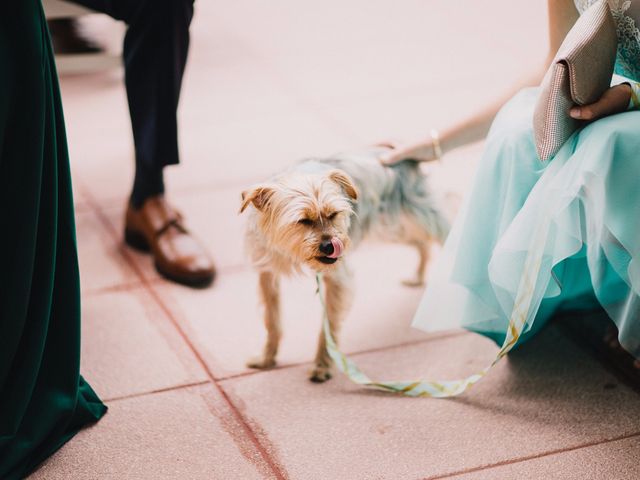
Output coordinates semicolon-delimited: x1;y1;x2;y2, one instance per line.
328;237;344;259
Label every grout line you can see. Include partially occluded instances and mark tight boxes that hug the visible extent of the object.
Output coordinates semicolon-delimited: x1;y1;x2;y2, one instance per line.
217;331;468;383
81;280;145;297
420;431;640;480
80;261;249;299
104;380;211;403
78;182;288;480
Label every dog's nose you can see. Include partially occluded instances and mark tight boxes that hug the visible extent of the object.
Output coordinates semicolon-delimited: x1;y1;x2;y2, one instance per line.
319;240;334;255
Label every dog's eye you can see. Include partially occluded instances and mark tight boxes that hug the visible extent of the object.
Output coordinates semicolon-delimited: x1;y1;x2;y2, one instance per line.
327;212;338;220
298;218;314;226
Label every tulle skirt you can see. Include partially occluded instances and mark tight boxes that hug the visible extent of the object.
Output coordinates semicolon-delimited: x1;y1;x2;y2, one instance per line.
413;87;640;359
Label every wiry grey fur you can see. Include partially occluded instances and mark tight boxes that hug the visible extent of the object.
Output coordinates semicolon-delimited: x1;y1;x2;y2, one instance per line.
288;147;450;247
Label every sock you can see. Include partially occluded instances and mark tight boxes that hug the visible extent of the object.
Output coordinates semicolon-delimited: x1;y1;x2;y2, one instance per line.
130;165;165;209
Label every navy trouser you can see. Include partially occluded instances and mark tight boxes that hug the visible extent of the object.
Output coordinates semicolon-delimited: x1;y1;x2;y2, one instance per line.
69;0;195;206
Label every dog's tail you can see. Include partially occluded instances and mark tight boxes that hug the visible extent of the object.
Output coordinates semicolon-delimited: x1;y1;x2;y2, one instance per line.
391;160;451;244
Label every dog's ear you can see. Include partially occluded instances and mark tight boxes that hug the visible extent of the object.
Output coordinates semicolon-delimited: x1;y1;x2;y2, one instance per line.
240;185;275;213
328;170;358;201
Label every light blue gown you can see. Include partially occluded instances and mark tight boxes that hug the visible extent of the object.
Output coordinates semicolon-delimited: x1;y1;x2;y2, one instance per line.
412;0;640;359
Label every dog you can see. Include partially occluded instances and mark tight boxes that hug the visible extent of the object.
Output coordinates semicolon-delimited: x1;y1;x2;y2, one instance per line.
240;147;450;382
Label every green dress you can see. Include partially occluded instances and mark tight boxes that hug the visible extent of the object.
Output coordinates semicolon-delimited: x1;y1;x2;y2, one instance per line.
0;2;107;478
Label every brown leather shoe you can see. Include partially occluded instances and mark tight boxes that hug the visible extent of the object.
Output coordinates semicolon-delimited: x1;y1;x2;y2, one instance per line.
125;195;215;287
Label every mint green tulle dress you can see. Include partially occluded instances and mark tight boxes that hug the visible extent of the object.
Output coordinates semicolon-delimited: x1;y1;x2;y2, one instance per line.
412;0;640;359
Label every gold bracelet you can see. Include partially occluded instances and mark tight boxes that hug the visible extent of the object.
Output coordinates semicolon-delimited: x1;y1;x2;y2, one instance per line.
430;129;443;160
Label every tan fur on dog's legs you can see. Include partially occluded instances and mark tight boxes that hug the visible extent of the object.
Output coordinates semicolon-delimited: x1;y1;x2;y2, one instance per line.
402;239;431;288
247;271;281;369
310;264;354;382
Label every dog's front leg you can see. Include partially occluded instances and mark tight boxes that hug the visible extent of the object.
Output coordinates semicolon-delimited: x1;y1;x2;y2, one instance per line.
310;263;354;382
247;270;281;370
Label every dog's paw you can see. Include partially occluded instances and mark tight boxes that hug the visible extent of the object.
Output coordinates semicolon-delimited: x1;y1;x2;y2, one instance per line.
247;356;277;370
309;366;333;383
402;278;425;288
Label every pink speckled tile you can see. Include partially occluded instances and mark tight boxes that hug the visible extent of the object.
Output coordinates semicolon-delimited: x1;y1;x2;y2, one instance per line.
449;436;640;480
166;108;355;195
61;73;135;204
220;327;640;480
181;15;304;127
64;83;354;205
207;0;545;105
75;210;139;293
308;88;502;149
56;0;548;202
81;288;207;400
155;241;451;379
29;385;273;480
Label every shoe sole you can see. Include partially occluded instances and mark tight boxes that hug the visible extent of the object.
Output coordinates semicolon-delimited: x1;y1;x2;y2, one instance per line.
153;261;215;288
124;227;214;288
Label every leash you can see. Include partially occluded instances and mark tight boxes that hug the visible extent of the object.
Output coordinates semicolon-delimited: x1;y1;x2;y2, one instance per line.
316;211;549;397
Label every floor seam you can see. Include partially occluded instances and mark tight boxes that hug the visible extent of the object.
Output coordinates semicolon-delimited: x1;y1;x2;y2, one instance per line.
81;280;145;297
216;331;469;383
420;431;640;480
103;380;211;403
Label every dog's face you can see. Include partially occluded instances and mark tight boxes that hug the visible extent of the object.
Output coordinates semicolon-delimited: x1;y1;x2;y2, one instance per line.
241;169;358;272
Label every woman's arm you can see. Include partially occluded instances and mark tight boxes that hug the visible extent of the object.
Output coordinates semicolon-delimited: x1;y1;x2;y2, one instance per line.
381;0;579;164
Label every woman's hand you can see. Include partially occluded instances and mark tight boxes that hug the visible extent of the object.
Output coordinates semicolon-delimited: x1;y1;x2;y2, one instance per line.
379;139;440;165
569;83;632;121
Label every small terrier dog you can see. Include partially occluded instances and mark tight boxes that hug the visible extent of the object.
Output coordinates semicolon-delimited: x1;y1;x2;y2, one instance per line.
240;148;450;382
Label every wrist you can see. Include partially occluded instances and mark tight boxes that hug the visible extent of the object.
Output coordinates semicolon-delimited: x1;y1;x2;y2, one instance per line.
413;131;442;162
429;129;443;160
628;82;640;110
612;74;640;111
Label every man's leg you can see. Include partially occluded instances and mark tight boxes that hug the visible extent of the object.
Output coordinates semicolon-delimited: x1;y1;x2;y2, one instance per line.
70;0;191;205
68;0;216;287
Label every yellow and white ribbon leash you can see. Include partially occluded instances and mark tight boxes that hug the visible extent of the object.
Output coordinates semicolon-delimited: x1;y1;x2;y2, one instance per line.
317;214;550;398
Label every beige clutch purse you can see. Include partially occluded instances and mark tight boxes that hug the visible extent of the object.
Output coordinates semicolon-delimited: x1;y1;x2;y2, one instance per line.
533;0;618;161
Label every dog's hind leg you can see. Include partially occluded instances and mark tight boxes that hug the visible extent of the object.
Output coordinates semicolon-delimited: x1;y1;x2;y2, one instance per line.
247;270;281;370
402;238;431;288
393;212;433;288
310;263;354;383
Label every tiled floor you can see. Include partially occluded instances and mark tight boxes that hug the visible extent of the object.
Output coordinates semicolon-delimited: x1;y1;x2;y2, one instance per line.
32;1;640;479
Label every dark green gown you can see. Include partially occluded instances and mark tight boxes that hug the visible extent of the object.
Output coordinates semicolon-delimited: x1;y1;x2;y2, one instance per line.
0;2;107;478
